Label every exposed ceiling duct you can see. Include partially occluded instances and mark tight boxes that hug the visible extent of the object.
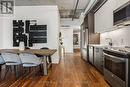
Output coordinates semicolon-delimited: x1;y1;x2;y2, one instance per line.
61;25;70;27
72;0;79;21
84;0;99;15
93;0;108;13
15;0;90;19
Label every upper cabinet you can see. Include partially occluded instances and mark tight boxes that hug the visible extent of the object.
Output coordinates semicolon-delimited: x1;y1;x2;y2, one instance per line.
94;0;130;33
82;12;100;44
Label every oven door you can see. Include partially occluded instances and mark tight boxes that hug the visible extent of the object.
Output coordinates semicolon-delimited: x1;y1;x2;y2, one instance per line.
104;53;127;87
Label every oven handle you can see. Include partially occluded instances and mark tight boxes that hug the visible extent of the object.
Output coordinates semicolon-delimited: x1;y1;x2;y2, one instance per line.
103;53;126;61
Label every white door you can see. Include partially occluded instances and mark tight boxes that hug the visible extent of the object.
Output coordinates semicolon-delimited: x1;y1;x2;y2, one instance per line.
61;28;73;53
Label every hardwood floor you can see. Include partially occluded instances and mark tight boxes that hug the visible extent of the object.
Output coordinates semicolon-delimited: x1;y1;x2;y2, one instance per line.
0;52;110;87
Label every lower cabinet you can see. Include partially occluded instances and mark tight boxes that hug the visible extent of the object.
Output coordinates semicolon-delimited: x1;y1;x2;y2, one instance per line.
88;45;104;73
94;47;104;73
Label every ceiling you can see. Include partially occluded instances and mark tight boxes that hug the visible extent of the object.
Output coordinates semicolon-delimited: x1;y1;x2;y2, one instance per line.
15;0;91;19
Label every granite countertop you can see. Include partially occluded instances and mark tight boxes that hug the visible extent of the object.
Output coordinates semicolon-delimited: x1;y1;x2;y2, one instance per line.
88;44;108;48
88;44;130;58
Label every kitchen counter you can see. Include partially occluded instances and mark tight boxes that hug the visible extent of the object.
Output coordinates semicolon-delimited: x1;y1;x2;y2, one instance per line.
88;44;108;48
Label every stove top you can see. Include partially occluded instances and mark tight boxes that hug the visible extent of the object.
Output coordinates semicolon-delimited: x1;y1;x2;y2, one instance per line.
111;49;128;53
106;47;130;54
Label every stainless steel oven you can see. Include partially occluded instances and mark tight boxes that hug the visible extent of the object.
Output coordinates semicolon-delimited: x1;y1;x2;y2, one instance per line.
104;52;129;87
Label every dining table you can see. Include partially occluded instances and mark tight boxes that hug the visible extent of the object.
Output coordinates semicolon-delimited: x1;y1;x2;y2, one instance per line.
0;49;57;76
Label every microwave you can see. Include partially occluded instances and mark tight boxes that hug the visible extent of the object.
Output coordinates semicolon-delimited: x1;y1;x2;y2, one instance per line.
113;2;130;25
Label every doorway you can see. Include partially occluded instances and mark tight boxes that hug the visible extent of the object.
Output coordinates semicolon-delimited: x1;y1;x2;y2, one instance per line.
73;30;80;53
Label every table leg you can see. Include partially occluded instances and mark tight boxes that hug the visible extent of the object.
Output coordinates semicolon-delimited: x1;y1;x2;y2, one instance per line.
0;65;2;72
0;65;1;79
48;56;52;67
43;56;48;75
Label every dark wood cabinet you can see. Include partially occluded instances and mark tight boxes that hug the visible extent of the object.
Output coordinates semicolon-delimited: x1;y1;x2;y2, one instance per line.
88;12;100;44
88;12;94;35
84;11;100;44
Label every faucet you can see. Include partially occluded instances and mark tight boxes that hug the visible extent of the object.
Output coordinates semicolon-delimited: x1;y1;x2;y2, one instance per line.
105;38;112;46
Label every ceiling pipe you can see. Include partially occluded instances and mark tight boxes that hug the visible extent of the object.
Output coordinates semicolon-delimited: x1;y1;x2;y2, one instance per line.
84;0;99;15
72;0;79;21
79;0;99;25
94;0;108;13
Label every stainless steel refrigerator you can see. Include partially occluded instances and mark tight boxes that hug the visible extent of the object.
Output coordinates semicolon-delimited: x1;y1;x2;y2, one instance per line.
80;23;88;61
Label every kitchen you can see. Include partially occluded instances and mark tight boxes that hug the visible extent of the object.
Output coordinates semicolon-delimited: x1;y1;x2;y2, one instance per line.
80;0;130;87
0;0;130;87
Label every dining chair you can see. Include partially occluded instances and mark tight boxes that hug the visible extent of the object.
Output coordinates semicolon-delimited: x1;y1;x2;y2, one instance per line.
1;52;22;79
19;52;42;77
0;55;5;67
0;55;5;79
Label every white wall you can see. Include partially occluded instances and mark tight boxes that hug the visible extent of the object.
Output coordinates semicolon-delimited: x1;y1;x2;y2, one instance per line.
60;18;81;27
0;6;60;63
95;0;129;33
61;27;73;53
60;18;81;52
95;0;130;46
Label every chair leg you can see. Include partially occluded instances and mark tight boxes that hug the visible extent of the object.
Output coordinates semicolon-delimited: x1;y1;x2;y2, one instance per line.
48;56;52;63
29;67;31;74
4;66;10;79
0;65;2;79
33;67;37;78
27;67;32;78
14;65;19;79
18;65;22;77
8;66;12;72
22;67;28;78
0;65;2;72
39;64;43;72
48;56;52;67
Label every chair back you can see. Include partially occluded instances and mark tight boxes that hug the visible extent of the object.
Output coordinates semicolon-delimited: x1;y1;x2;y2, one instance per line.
1;52;21;64
19;53;41;65
0;55;5;64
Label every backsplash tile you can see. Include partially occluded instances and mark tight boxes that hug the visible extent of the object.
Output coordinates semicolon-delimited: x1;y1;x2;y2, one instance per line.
100;26;130;46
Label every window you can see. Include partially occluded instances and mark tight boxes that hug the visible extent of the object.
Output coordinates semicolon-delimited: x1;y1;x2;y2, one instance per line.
0;0;14;14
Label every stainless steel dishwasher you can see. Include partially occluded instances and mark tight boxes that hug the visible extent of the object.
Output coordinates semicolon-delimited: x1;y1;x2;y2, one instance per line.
94;47;104;73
